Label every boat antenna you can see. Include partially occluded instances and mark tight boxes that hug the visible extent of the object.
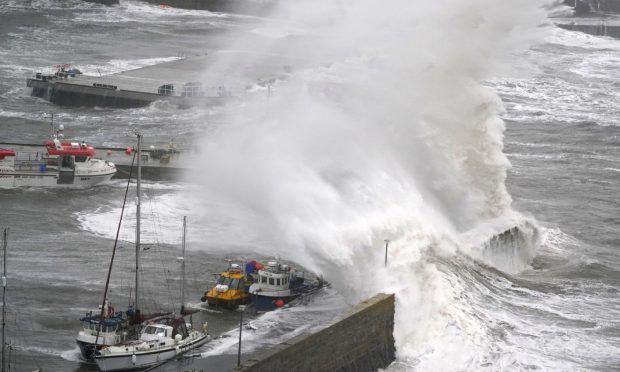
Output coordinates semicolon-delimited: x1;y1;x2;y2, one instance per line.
181;216;187;316
2;228;8;372
93;151;136;349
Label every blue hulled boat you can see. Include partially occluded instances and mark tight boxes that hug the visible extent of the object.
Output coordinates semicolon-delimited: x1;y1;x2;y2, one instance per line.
248;261;325;312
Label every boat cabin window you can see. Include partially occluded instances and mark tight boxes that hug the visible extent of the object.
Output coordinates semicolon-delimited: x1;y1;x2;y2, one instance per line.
91;324;113;333
269;278;275;285
276;278;281;286
75;156;87;162
144;326;166;336
61;156;75;168
261;276;267;284
230;278;240;289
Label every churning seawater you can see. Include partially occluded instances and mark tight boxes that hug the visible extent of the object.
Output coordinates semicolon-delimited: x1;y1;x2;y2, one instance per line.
0;0;619;371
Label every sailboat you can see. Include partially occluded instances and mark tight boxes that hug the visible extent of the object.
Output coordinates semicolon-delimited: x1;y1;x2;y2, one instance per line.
75;138;139;360
94;134;209;371
76;133;169;360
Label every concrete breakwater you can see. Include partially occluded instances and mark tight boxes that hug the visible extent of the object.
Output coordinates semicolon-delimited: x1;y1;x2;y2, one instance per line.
143;0;275;16
239;293;396;372
557;21;620;37
26;51;300;109
152;293;396;372
564;0;620;15
82;0;118;6
557;1;620;38
555;16;620;38
26;54;235;109
28;79;170;109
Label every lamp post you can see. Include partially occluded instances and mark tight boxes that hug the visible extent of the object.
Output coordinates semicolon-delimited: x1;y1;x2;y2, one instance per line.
384;239;390;267
236;305;247;369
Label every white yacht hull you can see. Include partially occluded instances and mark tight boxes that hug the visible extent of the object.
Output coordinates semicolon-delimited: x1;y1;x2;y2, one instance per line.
0;170;114;188
95;333;210;371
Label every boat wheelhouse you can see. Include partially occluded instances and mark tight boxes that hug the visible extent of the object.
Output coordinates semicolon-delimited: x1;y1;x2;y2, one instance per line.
76;301;127;360
249;261;308;312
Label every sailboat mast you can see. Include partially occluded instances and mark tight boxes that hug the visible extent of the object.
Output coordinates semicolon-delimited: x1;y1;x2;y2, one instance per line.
135;134;142;313
181;216;186;315
2;228;8;372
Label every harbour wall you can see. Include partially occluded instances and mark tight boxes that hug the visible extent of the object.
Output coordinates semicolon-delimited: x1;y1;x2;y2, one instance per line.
152;292;395;371
238;293;395;372
114;164;186;181
83;0;118;5
143;0;275;16
557;21;620;38
28;79;155;108
564;0;620;15
27;79;228;109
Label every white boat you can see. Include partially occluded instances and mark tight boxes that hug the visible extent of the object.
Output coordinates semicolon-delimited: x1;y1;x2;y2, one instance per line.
75;299;128;360
74;143;172;360
94;135;209;371
94;316;210;371
74;132;136;360
0;123;115;188
249;261;326;312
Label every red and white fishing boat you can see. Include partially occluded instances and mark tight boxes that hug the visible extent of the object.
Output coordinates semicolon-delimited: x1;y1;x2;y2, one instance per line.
0;131;115;188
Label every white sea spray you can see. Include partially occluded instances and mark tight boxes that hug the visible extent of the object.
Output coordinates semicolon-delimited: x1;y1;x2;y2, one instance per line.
190;0;554;369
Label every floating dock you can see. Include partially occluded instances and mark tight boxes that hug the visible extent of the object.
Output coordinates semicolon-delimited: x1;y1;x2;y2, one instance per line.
27;51;296;108
27;54;234;109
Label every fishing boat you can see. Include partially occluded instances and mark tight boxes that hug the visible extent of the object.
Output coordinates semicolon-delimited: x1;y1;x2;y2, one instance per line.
75;299;127;360
249;261;326;312
200;262;255;309
94;137;209;370
0;122;115;188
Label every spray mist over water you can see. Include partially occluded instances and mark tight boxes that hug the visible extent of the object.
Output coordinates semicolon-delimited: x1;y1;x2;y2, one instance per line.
193;0;551;368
